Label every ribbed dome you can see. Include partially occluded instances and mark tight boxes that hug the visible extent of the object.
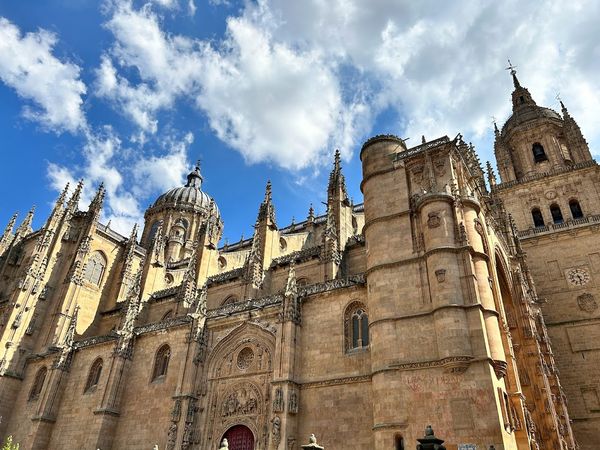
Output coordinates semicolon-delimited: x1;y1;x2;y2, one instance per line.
151;164;218;215
502;105;562;134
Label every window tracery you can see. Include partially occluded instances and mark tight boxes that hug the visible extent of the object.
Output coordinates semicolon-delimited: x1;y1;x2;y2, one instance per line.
29;366;47;401
344;301;369;352
84;251;107;286
152;344;171;381
84;358;103;393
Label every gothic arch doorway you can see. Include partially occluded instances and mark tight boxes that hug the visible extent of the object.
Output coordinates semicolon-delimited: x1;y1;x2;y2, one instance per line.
221;424;255;450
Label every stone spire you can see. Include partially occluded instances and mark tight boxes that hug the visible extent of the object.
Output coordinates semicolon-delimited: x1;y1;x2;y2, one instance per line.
307;204;315;223
66;179;84;213
257;180;277;228
122;224;139;277
327;149;349;203
15;206;35;237
0;212;18;252
506;60;536;110
486;161;497;188
88;183;106;220
560;98;592;161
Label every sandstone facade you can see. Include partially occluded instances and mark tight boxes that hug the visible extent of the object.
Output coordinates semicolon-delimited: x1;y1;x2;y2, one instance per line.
0;70;592;449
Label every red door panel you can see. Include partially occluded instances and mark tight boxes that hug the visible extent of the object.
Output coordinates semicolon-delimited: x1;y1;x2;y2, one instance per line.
223;425;254;450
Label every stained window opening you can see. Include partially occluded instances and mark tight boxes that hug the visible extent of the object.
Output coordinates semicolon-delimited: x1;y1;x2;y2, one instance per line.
532;143;548;163
550;204;564;224
152;344;171;381
569;200;584;219
531;208;545;228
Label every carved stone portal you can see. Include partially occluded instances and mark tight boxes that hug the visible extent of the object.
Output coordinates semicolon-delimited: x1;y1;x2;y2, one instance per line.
577;293;598;313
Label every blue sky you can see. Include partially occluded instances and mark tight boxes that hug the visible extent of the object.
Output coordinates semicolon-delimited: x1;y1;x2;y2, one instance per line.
1;0;599;243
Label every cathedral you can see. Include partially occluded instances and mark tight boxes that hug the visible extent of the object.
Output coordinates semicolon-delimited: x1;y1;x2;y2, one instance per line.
0;69;598;450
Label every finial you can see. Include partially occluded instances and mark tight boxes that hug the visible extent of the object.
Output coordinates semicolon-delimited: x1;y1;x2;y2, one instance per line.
89;183;106;211
333;148;341;171
67;179;84;211
422;135;426;144
16;206;35;235
129;223;139;242
185;160;203;187
505;59;521;88
56;182;70;206
265;180;272;202
307;203;315;222
486;161;497;187
3;212;18;236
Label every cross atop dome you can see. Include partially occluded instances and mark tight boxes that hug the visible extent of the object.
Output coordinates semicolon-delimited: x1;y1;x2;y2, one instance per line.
505;59;521;88
185;159;203;188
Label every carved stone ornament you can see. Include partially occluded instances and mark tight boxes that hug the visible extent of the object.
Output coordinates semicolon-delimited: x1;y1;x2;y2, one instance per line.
288;389;298;414
577;293;598;313
221;387;259;417
166;423;177;450
427;211;441;229
237;346;254;370
435;269;446;283
271;416;281;446
273;387;284;413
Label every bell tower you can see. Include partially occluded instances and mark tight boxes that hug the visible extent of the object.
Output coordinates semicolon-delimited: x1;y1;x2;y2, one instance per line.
492;65;600;450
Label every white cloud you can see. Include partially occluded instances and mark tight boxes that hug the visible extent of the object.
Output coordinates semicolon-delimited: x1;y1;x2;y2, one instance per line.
196;16;365;169
134;132;192;193
95;2;203;134
251;0;600;161
95;1;369;170
91;0;600;177
0;18;87;133
46;127;196;236
188;0;197;16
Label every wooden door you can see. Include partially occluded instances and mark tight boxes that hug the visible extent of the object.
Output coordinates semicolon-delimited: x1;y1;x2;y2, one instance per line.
223;425;254;450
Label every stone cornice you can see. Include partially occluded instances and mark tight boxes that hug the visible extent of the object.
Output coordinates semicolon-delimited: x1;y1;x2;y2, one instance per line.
392;135;451;162
493;160;597;191
299;374;371;390
74;334;118;349
518;214;600;240
269;245;321;268
299;274;366;298
207;293;283;318
206;267;245;286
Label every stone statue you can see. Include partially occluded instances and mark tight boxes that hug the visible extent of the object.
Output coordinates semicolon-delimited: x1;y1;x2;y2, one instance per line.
219;438;229;449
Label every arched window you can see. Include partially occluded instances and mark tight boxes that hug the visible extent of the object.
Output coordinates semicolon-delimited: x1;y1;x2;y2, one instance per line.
532;143;548;163
550;204;564;224
344;302;369;352
152;344;171;381
84;251;107;286
569;199;584;219
394;434;404;450
222;295;239;306
161;310;173;321
29;366;47;401
84;358;103;393
531;208;545;227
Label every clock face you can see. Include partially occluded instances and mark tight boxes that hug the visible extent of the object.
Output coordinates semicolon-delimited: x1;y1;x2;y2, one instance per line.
566;268;591;286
